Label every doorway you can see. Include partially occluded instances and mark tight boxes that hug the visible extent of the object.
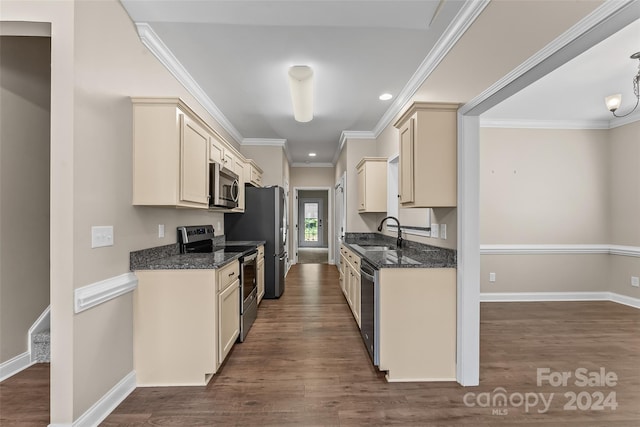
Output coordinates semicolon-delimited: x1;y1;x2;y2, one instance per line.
295;189;331;264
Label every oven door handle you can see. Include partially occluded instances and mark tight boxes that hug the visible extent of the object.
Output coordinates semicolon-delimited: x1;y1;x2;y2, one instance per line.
360;270;375;282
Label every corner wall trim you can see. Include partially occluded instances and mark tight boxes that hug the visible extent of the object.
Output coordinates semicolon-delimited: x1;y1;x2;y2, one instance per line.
72;371;136;427
74;272;138;314
480;292;640;309
480;244;640;257
0;352;33;382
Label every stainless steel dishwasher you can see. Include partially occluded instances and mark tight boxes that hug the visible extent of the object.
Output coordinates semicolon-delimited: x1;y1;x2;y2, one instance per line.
360;259;379;366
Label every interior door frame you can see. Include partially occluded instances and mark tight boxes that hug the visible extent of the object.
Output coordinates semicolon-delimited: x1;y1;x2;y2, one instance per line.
292;187;333;265
334;172;346;265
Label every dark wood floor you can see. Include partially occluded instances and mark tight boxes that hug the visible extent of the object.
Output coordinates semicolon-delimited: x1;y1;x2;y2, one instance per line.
2;264;639;425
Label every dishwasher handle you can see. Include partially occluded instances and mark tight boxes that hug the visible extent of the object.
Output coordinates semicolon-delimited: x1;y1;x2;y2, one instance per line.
360;259;377;281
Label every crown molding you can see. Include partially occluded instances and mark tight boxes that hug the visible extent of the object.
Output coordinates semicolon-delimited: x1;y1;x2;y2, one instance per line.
135;23;244;144
608;113;640;129
241;138;287;147
333;130;377;165
479;118;611;130
460;0;639;117
372;0;490;138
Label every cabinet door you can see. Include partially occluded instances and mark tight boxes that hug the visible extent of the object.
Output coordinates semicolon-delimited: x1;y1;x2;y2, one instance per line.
223;151;235;171
218;279;240;366
210;136;224;164
357;166;366;211
353;271;361;328
399;118;415;204
233;159;245;212
257;258;265;304
180;115;209;205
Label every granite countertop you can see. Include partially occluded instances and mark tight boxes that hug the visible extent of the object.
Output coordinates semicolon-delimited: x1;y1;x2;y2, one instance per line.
130;240;266;271
343;233;456;269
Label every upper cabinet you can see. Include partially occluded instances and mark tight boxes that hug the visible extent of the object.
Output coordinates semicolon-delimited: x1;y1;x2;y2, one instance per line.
132;98;210;209
393;102;459;208
132;97;263;210
356;157;387;213
209;134;236;173
245;159;264;188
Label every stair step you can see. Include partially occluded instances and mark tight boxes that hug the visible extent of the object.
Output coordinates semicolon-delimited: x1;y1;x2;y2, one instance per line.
32;329;50;363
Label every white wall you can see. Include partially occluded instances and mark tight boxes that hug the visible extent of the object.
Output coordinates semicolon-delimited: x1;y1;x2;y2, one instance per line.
0;36;51;363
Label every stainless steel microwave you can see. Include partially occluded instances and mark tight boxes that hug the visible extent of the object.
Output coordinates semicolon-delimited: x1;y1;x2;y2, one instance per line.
210;162;239;209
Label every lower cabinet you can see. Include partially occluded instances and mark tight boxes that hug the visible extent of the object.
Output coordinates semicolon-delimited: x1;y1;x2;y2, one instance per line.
133;260;240;386
340;244;361;327
216;261;240;368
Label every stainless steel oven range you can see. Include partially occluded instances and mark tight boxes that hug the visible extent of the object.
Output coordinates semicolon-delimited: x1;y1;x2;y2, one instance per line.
177;225;258;342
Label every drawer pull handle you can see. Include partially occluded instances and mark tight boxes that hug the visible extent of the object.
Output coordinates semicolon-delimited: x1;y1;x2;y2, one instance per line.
228;272;235;277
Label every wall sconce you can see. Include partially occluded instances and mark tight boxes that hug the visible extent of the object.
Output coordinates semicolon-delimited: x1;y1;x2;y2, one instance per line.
288;65;314;122
605;52;640;118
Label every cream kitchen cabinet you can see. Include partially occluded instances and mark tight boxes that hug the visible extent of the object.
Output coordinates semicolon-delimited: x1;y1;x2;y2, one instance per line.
257;245;265;304
340;244;361;327
356;157;387;213
216;261;240;366
393;102;459;208
132;98;210;208
230;158;245;213
245;159;264;187
133;260;240;386
209;133;236;171
378;268;456;381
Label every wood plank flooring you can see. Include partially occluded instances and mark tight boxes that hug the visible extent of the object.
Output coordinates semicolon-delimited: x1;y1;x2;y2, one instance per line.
2;264;639;425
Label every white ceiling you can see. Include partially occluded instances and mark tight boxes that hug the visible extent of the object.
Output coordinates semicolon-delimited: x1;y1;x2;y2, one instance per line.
120;0;469;164
120;1;640;165
482;18;640;127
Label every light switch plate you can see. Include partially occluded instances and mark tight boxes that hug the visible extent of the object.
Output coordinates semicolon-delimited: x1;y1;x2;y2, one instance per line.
431;224;439;239
489;272;496;282
91;226;113;248
632;276;639;288
158;224;165;238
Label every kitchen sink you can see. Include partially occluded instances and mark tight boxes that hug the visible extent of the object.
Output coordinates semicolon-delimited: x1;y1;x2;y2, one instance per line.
360;245;395;251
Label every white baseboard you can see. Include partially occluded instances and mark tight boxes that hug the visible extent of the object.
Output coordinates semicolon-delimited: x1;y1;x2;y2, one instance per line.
0;352;34;382
609;292;640;309
480;291;640;309
72;371;136;427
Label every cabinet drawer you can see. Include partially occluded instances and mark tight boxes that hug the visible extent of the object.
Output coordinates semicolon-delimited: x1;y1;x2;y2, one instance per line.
217;260;239;292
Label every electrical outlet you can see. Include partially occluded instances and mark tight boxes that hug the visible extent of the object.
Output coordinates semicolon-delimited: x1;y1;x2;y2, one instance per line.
158;224;165;238
440;223;447;240
431;223;439;239
91;226;114;248
217;221;221;234
489;272;496;282
632;276;639;288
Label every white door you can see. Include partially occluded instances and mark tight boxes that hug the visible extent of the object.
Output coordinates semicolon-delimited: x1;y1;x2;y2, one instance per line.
298;198;324;248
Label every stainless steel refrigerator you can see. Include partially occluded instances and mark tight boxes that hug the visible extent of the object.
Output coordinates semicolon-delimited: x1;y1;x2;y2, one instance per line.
224;186;287;298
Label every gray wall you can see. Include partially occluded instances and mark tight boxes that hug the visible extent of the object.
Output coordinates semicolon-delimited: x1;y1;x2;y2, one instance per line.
0;36;51;363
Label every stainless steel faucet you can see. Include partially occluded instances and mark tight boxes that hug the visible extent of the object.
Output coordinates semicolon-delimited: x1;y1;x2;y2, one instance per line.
377;216;403;248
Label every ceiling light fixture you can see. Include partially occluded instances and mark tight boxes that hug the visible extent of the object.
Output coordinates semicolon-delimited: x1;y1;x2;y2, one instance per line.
605;52;640;118
379;93;393;101
288;65;314;122
308;152;316;157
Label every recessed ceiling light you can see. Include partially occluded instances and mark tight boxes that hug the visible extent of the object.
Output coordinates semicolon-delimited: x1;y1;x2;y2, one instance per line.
308;152;317;157
379;93;393;101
